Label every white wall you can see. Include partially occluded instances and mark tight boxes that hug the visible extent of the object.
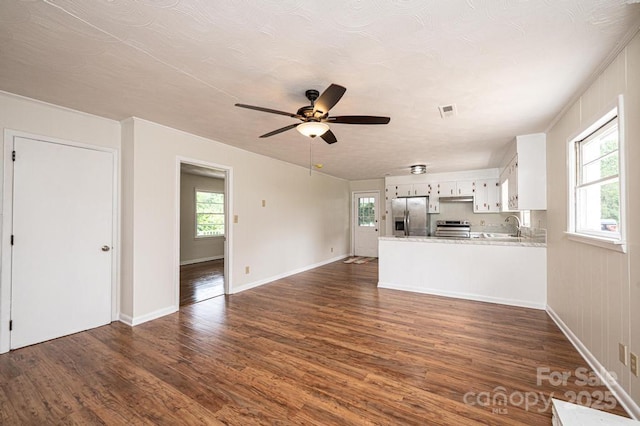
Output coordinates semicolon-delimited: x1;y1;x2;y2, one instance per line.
180;173;225;264
546;33;640;415
123;118;350;323
0;91;121;351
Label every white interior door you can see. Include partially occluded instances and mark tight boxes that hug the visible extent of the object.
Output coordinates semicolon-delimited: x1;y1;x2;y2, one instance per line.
10;136;114;349
353;192;379;257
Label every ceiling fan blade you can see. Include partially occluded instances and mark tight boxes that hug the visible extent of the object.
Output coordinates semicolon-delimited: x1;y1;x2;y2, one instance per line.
321;129;338;144
313;84;346;115
235;103;301;118
327;115;390;124
259;123;299;138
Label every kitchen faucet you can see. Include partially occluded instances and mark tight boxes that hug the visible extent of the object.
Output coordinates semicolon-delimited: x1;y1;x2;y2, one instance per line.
504;215;522;237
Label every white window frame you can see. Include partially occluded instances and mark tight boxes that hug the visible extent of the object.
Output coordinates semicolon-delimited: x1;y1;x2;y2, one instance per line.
565;95;626;253
195;188;225;238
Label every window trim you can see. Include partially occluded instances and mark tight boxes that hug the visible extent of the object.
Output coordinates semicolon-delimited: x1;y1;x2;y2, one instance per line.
194;188;225;239
566;94;626;253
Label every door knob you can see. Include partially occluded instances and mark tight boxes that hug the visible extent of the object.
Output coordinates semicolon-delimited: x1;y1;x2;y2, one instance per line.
101;245;111;252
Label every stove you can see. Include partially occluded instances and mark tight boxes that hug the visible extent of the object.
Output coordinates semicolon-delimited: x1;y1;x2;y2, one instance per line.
435;220;471;238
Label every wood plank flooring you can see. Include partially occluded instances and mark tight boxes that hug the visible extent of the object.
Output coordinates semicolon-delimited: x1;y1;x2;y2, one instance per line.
180;259;224;306
0;259;630;424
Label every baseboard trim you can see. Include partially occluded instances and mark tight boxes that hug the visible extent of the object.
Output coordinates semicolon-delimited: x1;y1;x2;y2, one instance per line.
180;255;224;266
118;305;178;327
231;254;349;294
377;282;546;310
546;305;640;420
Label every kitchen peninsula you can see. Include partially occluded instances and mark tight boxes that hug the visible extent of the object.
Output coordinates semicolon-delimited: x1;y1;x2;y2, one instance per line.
378;236;546;309
380;134;547;309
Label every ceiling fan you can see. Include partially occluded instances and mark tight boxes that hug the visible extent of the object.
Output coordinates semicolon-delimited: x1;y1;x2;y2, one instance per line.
235;84;390;144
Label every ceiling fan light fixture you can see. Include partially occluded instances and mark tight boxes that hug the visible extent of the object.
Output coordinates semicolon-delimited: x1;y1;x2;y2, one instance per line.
297;121;329;138
410;164;427;175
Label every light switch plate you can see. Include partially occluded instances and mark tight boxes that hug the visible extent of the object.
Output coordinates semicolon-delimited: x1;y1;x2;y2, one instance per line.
631;352;639;377
619;343;628;365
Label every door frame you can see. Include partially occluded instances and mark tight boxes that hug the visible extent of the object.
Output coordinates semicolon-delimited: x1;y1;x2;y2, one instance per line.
175;157;233;303
1;129;120;354
351;190;380;257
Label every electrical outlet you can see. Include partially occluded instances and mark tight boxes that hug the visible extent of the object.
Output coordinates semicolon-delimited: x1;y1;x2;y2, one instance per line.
234;215;239;223
619;343;628;365
631;352;639;377
245;266;250;274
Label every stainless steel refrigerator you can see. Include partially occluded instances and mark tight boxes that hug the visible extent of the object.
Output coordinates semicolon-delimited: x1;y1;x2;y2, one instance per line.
391;196;430;237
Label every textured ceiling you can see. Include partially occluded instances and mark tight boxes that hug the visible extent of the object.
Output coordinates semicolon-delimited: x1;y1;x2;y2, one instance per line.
1;1;639;180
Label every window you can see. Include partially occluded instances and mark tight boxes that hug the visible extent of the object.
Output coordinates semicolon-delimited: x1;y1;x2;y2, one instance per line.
567;97;626;252
575;118;620;239
195;190;224;237
358;197;375;227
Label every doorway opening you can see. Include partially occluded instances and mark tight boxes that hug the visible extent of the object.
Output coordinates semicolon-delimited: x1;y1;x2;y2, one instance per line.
178;161;230;306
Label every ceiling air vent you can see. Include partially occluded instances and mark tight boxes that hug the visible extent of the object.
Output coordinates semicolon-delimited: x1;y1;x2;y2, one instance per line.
438;104;457;119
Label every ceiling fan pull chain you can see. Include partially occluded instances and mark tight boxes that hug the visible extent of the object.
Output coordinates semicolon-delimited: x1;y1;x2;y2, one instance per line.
309;140;312;176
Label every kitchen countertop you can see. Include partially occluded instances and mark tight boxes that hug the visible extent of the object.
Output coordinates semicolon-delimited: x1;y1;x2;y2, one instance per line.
379;235;546;247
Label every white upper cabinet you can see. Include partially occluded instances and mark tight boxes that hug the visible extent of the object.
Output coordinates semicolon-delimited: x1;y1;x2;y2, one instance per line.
386;184;412;198
500;133;547;211
435;181;456;197
474;179;500;212
385;183;431;198
395;184;413;197
384;167;502;214
413;183;430;196
456;180;475;196
435;181;475;197
384;185;395;201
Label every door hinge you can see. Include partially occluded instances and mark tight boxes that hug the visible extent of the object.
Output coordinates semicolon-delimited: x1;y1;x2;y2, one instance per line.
9;320;12;331
12;150;16;161
10;235;14;246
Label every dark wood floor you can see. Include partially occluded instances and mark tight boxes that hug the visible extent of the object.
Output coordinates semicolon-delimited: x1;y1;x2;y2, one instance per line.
180;259;224;306
0;259;629;424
